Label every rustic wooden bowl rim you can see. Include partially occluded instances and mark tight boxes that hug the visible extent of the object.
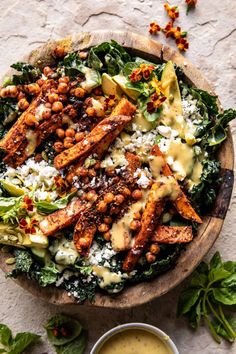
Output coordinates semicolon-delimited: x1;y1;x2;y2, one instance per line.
0;30;234;308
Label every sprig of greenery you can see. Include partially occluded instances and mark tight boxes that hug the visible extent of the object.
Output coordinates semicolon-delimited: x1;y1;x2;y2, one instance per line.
178;252;236;343
0;323;40;354
45;315;87;354
10;62;41;85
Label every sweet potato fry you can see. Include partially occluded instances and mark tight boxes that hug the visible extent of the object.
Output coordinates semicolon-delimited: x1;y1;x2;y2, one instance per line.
152;225;193;244
54;114;132;170
39;199;87;236
151;145;202;224
123;181;165;272
74;219;97;256
66;99;136;182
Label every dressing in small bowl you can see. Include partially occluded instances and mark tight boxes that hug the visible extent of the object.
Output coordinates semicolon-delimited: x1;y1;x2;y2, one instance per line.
90;323;179;354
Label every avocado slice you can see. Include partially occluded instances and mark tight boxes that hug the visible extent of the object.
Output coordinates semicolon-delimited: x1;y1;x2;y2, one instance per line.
31;247;51;265
113;74;140;101
102;73;122;98
28;233;48;248
160;61;183;135
0;180;24;197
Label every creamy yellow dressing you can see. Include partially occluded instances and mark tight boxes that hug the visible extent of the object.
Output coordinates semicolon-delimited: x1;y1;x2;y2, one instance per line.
149;155;165;179
111;193;147;251
132;111;155;132
166;140;194;180
151;176;179;202
25;130;38;156
98;329;173;354
93;266;122;288
187;160;203;188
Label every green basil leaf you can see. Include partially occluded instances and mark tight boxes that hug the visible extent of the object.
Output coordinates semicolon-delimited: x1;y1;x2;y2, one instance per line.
208;124;227;146
177;288;202;316
10;62;41;85
196;261;209;275
0;323;12;346
221;274;236;288
223;261;236;273
55;331;87;354
213;288;236;305
210;252;222;270
8;332;40;354
190;272;208;288
208;268;231;284
58;53;84;77
187;298;203;329
0;349;6;353
45;315;82;346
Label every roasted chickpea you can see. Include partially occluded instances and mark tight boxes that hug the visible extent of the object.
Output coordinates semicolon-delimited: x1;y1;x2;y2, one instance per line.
105;167;115;176
85;107;96;117
74;87;86;98
18;98;29;111
68;108;77;118
58;82;69;94
52;101;63;112
37;78;45;86
25;113;37;126
56;128;65;139
43;66;53;76
54;46;66;58
104;192;115;204
130;220;141;231
59;76;70;84
65;128;75;138
79;51;88;60
17;91;26;100
77;167;88;177
88;168;96;177
121;187;131;196
103;231;111;241
70;88;76;96
63;136;74;149
48;92;59;103
150;244;160;255
54;141;64;153
104;216;112;224
45;102;52;108
0;88;7;98
114;194;125;205
9;85;19;97
146;252;156;263
132;189;143;200
42;108;52;120
97;200;107;213
98;223;109;233
75;132;85;142
94;161;101;170
27;83;40;95
86;190;98;202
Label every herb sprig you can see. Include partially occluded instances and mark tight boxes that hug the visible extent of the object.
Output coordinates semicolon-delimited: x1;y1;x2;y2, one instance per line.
0;323;40;354
178;252;236;343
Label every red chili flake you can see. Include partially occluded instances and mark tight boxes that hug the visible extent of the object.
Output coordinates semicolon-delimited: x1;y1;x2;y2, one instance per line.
129;64;155;83
176;37;189;51
147;93;167;113
149;21;161;35
186;0;197;13
164;3;179;21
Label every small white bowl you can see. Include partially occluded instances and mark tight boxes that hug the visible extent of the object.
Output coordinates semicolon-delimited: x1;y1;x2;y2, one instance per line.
90;322;179;354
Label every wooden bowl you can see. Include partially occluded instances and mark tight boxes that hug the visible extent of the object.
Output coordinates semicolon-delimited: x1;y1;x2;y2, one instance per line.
0;31;234;308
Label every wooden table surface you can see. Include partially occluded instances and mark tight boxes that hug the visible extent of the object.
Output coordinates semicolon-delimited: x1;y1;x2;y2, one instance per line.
0;1;235;353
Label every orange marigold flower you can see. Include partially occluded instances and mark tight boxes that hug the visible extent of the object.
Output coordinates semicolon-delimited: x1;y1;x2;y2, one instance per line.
186;0;197;13
129;64;155;83
19;218;38;234
149;21;161;35
176;38;189;51
21;196;34;212
147;93;167;113
164;3;179;21
163;22;187;39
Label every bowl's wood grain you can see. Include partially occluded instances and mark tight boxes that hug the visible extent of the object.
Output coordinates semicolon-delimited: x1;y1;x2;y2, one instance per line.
0;31;234;308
